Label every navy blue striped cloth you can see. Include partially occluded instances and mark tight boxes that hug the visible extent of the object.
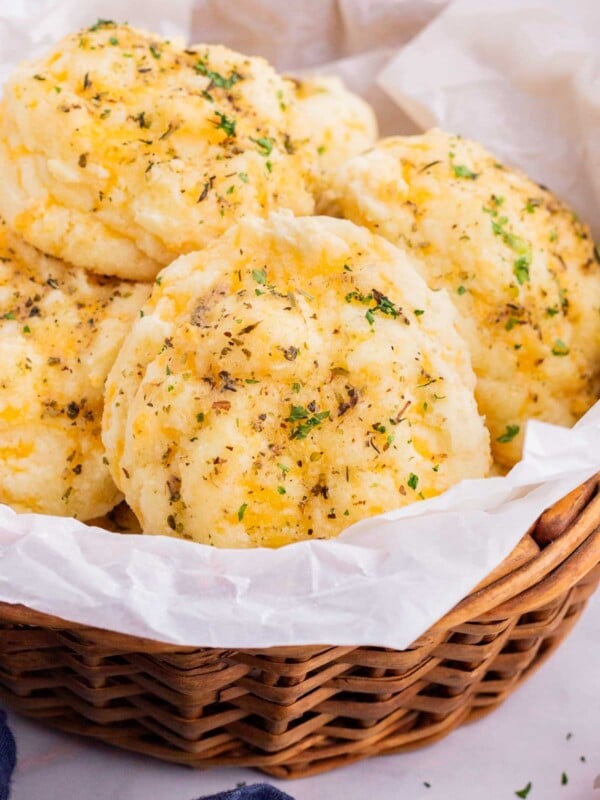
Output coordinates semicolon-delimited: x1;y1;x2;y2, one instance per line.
0;710;293;800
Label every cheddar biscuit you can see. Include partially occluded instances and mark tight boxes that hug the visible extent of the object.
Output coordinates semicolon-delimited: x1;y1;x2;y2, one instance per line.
103;212;490;547
0;22;315;280
290;75;377;176
319;130;600;466
0;223;150;518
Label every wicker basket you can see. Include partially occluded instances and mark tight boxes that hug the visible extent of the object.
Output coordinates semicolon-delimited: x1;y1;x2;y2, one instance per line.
0;475;598;779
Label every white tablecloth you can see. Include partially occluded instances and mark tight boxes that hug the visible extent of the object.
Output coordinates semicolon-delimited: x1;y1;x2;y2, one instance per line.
7;593;599;800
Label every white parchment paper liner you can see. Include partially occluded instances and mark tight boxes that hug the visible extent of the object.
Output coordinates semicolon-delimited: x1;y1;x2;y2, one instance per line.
0;0;599;651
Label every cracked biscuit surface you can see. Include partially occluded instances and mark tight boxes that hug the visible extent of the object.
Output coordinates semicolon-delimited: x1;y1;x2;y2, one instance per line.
319;129;600;466
103;212;490;547
0;222;150;518
0;22;316;280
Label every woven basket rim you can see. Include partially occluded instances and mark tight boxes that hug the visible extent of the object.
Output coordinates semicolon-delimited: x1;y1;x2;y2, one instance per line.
1;473;598;654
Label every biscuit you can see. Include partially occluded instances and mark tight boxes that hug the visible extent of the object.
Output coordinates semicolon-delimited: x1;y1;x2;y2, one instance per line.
290;75;377;176
103;212;490;547
0;223;150;518
319;130;600;466
0;22;315;280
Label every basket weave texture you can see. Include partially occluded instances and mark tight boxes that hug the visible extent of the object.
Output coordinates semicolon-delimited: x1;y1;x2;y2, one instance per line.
0;475;598;778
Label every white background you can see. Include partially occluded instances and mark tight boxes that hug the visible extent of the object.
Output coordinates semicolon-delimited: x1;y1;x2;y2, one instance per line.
7;594;599;800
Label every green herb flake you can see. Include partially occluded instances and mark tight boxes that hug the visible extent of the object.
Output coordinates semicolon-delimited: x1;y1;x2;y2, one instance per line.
265;160;273;173
345;290;372;305
22;325;31;334
515;782;532;799
552;339;570;356
561;773;568;786
278;463;290;474
317;145;326;155
489;215;534;282
89;19;115;32
414;309;425;316
276;89;287;111
252;267;267;285
372;291;400;318
408;473;419;490
505;317;520;331
213;111;236;138
346;288;402;326
276;486;286;495
250;136;274;156
292;382;301;393
2;312;16;320
149;44;161;59
195;59;242;90
496;424;520;443
549;229;558;242
514;255;531;285
287;405;310;422
33;74;46;81
237;503;248;521
491;217;508;236
457;285;466;295
286;405;330;439
238;172;249;183
108;36;119;46
453;164;478;180
196;412;205;423
546;306;559;317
